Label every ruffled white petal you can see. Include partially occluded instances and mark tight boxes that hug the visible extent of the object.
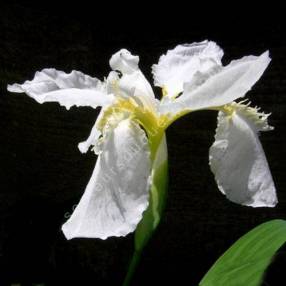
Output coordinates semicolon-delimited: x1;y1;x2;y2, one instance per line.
109;49;139;74
209;108;277;207
109;49;157;110
62;119;151;239
152;40;223;98
78;120;102;154
159;51;271;115
77;107;109;154
105;71;120;94
8;68;113;110
118;71;159;113
118;71;155;99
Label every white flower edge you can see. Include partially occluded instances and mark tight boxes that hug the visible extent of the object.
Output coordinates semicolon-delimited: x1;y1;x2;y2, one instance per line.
152;40;223;99
62;119;152;239
209;104;277;207
159;51;271;115
7;68;113;110
109;49;158;110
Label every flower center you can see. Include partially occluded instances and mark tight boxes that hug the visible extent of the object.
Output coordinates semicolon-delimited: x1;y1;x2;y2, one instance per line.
97;96;169;159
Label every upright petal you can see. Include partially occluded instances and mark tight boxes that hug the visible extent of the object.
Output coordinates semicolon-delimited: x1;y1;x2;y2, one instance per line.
8;69;113;110
109;49;157;109
209;105;277;207
159;51;271;115
152;40;223;99
118;71;155;100
62;119;151;239
109;49;139;74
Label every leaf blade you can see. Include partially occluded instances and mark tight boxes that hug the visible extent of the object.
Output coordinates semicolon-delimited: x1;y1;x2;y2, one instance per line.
199;219;286;286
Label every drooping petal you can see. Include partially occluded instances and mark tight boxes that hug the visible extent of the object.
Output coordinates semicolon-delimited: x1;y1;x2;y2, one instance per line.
152;40;223;98
159;51;271;115
8;68;113;110
209;106;277;207
62;119;151;239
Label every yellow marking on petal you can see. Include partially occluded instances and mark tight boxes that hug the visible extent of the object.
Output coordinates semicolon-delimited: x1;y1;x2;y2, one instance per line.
220;104;236;116
97;97;170;160
162;86;168;98
212;102;273;131
229;102;273;131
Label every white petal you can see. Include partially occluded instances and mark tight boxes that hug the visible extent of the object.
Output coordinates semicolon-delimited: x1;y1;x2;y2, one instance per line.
62;119;151;239
7;68;113;110
77;108;108;154
159;51;271;115
109;49;155;98
78;120;102;154
118;71;155;99
117;71;158;112
152;40;223;98
109;49;156;108
105;71;120;94
209;109;277;207
109;49;139;74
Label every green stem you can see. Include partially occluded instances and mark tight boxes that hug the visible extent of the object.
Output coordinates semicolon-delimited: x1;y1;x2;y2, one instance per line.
122;249;142;286
122;136;168;286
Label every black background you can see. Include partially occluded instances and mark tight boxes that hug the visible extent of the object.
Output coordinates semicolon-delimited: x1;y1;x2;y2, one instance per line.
0;3;285;286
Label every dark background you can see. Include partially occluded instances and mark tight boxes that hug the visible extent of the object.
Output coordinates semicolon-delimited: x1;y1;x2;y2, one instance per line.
0;3;285;286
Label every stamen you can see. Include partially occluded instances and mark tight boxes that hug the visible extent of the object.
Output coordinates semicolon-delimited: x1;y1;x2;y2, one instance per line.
221;101;273;131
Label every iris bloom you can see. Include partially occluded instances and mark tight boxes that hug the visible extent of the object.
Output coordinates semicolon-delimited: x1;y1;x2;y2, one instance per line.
8;41;277;244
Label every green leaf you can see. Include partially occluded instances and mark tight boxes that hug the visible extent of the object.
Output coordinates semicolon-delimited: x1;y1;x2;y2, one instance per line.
199;219;286;286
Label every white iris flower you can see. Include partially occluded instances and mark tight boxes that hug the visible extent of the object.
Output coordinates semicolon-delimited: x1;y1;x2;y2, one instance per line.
8;40;277;242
